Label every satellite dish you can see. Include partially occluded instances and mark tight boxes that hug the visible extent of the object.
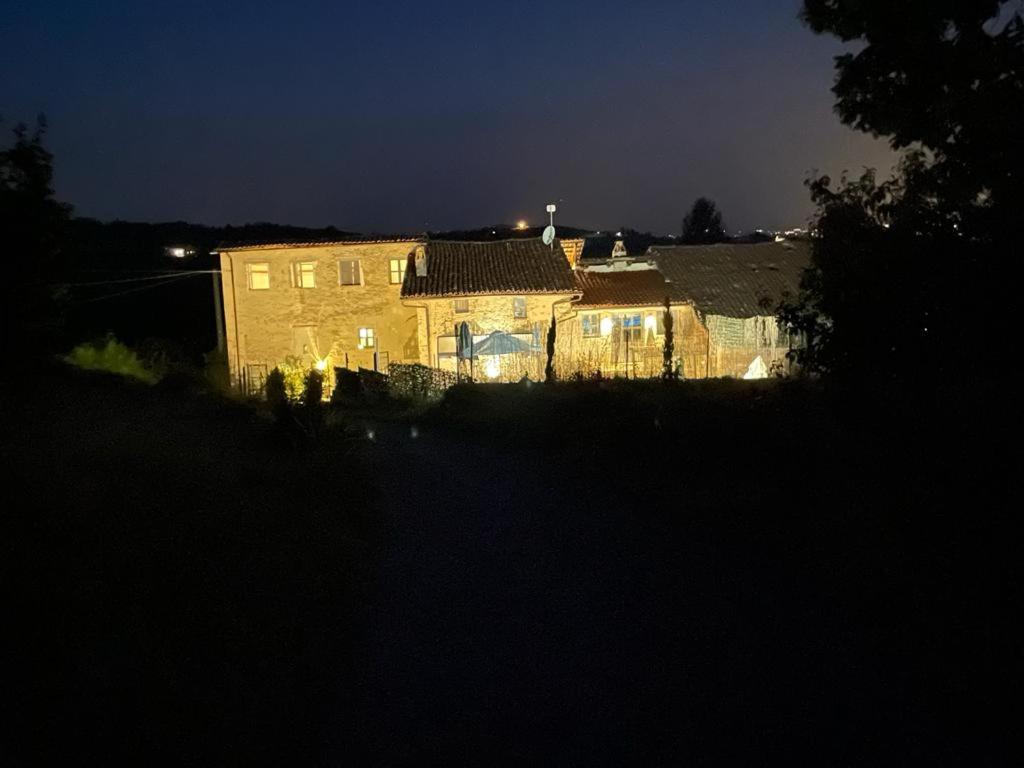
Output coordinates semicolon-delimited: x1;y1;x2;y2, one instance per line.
542;225;556;246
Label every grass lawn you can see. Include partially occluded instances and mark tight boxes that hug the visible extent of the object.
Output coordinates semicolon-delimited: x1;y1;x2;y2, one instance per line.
3;371;1013;764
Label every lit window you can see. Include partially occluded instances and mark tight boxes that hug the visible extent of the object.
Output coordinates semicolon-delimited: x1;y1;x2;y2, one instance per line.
620;313;642;342
358;327;375;349
582;313;601;337
389;258;407;285
246;262;270;290
454;298;470;314
339;259;362;286
513;297;527;319
293;261;316;288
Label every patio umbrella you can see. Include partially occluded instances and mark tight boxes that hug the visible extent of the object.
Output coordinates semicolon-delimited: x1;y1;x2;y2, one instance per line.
472;330;533;357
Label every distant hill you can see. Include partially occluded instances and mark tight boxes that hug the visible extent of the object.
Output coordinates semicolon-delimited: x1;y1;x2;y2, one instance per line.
65;219;361;269
428;224;597;242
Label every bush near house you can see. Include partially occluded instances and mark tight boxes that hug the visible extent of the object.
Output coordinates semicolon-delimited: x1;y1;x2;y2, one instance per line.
387;362;457;400
65;336;159;384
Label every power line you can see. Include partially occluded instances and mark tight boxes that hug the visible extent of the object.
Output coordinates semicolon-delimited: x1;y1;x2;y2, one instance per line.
62;270;218;287
75;273;202;304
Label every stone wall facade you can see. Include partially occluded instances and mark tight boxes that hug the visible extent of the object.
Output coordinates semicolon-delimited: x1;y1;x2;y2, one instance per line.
412;293;576;381
219;241;421;389
556;304;710;379
219;241;791;389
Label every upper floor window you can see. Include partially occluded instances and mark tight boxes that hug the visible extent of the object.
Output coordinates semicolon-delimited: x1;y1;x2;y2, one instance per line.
339;259;362;286
581;313;601;337
292;261;317;289
513;296;527;319
453;298;470;314
389;258;407;285
246;262;270;290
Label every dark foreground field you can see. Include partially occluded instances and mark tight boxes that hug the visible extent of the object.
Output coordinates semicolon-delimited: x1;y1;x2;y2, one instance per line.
2;372;1014;764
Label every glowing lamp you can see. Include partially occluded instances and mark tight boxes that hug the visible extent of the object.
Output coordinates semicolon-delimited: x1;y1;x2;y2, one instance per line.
515;220;528;230
484;357;501;379
645;314;657;331
315;358;328;371
600;317;614;337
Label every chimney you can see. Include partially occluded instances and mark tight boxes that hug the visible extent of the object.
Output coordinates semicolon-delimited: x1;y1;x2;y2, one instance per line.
414;244;427;277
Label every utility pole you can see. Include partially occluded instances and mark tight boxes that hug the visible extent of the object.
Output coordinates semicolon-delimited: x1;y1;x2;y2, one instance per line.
211;263;226;354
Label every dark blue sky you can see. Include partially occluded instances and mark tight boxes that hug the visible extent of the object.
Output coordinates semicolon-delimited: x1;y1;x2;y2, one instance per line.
2;0;893;234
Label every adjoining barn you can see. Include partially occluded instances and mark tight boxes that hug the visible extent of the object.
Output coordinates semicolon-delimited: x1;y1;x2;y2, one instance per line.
650;241;810;378
560;266;708;379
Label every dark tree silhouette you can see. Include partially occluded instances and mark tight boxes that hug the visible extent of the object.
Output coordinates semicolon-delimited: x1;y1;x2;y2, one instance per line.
0;116;72;368
782;2;1023;394
682;198;726;244
545;314;556;383
661;296;676;381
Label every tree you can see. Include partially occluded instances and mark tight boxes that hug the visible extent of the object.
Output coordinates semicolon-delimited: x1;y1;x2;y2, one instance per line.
801;0;1024;236
682;198;726;244
0;116;73;367
545;314;556;383
661;296;676;380
782;2;1023;393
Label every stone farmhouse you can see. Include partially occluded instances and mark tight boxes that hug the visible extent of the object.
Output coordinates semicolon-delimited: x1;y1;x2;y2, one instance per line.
215;235;809;392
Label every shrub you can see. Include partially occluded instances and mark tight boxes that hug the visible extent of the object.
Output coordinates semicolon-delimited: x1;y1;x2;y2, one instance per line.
303;369;324;437
65;336;158;383
203;349;231;392
388;362;457;400
266;368;289;416
276;356;309;401
303;368;324;405
331;368;362;403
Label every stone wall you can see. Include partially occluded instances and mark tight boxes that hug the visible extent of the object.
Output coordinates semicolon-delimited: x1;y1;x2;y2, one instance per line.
219;241;421;387
413;293;575;381
705;315;792;378
557;304;710;379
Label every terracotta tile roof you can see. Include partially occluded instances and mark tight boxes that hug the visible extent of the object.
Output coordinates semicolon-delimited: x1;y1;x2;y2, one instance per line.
401;239;578;298
574;269;674;308
216;237;421;252
650;242;811;318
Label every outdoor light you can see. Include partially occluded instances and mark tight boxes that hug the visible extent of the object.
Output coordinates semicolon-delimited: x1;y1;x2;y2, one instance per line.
516;220;528;230
600;317;614;336
484;357;501;379
315;358;328;371
645;314;657;331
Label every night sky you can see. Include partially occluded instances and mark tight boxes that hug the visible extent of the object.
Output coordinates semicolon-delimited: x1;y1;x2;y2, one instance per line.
3;0;894;235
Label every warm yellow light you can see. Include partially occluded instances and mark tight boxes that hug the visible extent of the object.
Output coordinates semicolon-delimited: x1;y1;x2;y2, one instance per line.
645;314;657;331
484;357;501;379
600;317;614;336
315;358;328;371
515;220;528;230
